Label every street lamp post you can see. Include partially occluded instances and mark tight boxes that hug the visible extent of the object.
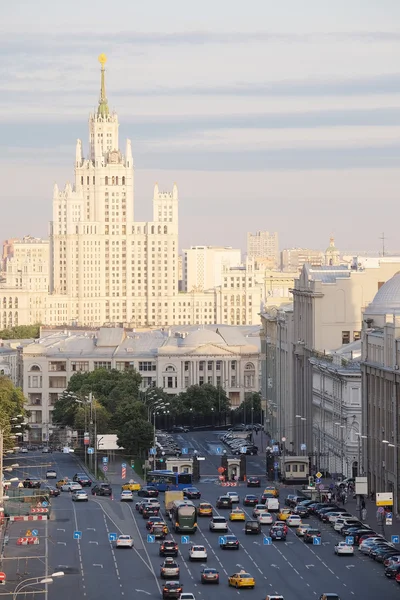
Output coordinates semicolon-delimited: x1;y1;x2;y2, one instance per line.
12;572;64;600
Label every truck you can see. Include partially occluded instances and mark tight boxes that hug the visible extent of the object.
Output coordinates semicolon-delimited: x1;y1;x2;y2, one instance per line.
164;491;184;519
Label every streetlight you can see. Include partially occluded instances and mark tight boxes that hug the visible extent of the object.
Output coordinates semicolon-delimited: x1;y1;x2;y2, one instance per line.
13;572;64;599
355;433;367;476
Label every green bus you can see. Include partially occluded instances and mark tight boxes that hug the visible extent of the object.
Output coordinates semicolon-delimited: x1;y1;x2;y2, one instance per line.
170;500;197;533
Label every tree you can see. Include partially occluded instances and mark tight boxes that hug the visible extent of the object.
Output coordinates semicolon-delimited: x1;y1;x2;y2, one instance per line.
74;401;111;433
170;384;230;416
0;324;40;340
117;419;154;456
0;376;27;449
235;392;262;423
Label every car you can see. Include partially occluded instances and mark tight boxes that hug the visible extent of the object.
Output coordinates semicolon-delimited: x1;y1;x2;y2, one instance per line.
143;506;160;519
340;521;364;536
116;534;133;548
264;486;279;498
321;510;346;523
270;527;286;541
189;545;207;561
318;594;341;600
384;555;400;568
138;486;159;497
247;476;261;487
233;445;258;455
277;509;291;521
216;496;232;509
334;518;356;532
139;498;161;513
296;524;312;537
243;494;258;506
228;571;255;589
209;517;228;532
182;487;201;500
43;485;60;497
21;447;28;453
343;528;372;544
160;558;180;578
252;504;266;517
62;482;82;492
160;540;179;557
198;503;212;517
200;567;219;584
56;478;69;489
229;508;245;521
304;529;321;543
357;532;381;545
151;523;168;539
179;594;195;600
22;478;41;489
91;483;112;497
121;480;141;492
257;512;273;525
293;505;310;518
226;491;240;503
42;447;51;453
245;520;261;534
120;490;133;502
72;490;88;502
334;541;354;555
73;473;92;487
359;538;387;554
384;563;400;578
287;514;302;527
273;522;288;535
366;541;394;557
146;516;165;530
265;497;280;511
316;505;339;518
46;470;57;479
285;494;296;507
329;512;353;524
162;581;183;599
170;426;189;433
220;534;239;549
372;546;399;562
265;596;284;600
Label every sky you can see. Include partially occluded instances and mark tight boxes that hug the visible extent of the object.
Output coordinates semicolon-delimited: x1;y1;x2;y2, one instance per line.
1;0;400;254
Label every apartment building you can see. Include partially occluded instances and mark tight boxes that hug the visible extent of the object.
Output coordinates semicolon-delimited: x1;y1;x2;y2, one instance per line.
182;246;241;292
247;231;279;268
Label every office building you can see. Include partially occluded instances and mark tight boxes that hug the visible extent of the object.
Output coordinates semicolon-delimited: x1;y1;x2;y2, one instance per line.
247;231;279;268
182;246;241;292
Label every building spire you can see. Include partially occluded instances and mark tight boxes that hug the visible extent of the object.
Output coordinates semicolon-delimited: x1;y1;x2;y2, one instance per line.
97;53;109;117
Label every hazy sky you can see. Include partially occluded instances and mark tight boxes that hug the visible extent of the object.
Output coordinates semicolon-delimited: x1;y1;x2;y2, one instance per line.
1;0;400;253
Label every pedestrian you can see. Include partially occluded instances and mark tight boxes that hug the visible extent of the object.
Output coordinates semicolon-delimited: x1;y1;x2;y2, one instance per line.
361;498;366;510
327;492;332;502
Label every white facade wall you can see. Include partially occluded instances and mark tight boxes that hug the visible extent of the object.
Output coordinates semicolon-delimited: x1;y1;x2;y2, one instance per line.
247;231;279;267
0;345;19;386
183;246;241;292
215;259;261;326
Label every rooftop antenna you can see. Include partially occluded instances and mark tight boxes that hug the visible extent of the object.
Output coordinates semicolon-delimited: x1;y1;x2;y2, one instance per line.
379;232;387;257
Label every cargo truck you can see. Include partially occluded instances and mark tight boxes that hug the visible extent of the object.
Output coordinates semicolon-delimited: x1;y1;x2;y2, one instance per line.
164;491;184;519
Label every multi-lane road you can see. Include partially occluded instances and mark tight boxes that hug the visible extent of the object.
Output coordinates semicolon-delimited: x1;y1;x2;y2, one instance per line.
3;429;399;600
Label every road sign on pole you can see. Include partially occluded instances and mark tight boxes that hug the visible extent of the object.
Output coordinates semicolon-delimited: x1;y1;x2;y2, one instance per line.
216;447;222;454
181;536;190;544
316;472;322;479
313;537;321;545
31;529;38;536
73;531;82;540
102;456;108;464
391;535;399;544
263;537;272;546
181;448;188;455
147;534;155;543
149;448;156;455
103;465;108;472
345;536;354;545
218;536;226;545
272;445;279;454
0;573;6;582
87;447;94;455
300;444;306;451
108;533;117;542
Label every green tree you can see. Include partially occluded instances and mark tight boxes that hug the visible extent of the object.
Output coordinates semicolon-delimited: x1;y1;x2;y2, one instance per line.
235;392;262;423
74;400;112;433
52;393;79;428
0;376;27;449
0;324;41;340
117;419;154;456
170;384;230;416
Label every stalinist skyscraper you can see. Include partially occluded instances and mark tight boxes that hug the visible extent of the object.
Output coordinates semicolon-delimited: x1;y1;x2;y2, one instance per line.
49;54;179;327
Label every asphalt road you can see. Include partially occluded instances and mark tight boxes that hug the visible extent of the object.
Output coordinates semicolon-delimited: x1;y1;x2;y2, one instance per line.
3;431;399;600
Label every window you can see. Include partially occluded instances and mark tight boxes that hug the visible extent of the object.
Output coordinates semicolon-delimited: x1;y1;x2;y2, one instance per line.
184;361;189;372
231;361;236;370
71;361;89;372
299;464;305;472
207;361;213;371
105;176;108;185
28;375;42;388
342;331;350;344
94;362;112;370
138;362;156;371
353;331;361;341
285;464;291;472
292;464;298;472
199;361;204;371
216;361;221;371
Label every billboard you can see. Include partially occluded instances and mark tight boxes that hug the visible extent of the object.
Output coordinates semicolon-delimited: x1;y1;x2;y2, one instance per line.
376;492;393;506
96;434;123;451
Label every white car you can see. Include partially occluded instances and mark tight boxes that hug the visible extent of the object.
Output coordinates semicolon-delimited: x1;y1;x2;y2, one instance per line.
257;512;273;525
335;541;354;555
116;534;133;548
209;517;228;532
328;512;352;524
287;515;302;527
179;595;196;600
189;545;207;561
46;470;57;479
21;448;28;453
120;490;133;502
62;482;82;492
226;491;239;503
334;518;359;532
72;490;88;502
142;498;161;509
296;524;312;537
252;504;265;517
359;538;385;553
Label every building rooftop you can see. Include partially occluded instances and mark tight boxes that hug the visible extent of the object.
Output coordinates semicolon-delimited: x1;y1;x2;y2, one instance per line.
365;271;400;315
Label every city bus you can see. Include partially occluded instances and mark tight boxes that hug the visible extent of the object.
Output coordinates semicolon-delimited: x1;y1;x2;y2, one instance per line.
146;470;192;491
170;500;197;533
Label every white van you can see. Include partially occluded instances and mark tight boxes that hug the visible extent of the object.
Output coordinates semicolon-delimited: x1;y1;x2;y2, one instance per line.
266;497;279;511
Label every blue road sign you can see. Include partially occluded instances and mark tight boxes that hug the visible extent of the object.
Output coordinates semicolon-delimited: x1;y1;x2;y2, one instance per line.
345;536;354;545
147;534;155;543
87;447;94;454
315;477;321;484
263;537;272;546
274;462;279;469
149;447;156;455
108;533;117;542
216;447;222;454
392;535;399;544
270;439;275;445
42;501;49;508
313;537;321;545
301;444;307;451
121;463;127;468
73;531;82;540
240;447;247;454
102;456;108;464
181;536;190;544
31;529;38;536
181;448;188;455
272;445;279;454
219;536;226;545
386;512;393;519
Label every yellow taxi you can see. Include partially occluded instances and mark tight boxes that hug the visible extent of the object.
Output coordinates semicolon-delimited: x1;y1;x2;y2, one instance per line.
263;486;279;498
277;508;292;521
121;480;141;492
229;508;246;521
228;571;255;589
198;502;213;517
56;478;69;489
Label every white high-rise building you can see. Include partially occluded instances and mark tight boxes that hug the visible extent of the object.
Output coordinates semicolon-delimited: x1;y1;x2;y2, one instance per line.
48;54;179;327
182;246;241;292
247;231;279;268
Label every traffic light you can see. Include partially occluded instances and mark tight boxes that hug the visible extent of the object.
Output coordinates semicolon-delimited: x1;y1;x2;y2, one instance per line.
131;460;135;468
308;476;315;488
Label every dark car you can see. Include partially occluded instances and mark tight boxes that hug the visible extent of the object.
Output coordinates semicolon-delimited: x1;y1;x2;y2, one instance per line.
216;496;232;509
220;534;239;549
183;487;201;500
372;547;399;563
245;520;261;535
137;486;159;497
384;563;400;578
91;483;112;497
247;477;261;488
142;506;159;519
304;529;321;544
151;524;167;539
341;525;370;538
73;473;92;487
170;426;189;433
243;495;258;507
294;505;310;518
146;516;164;530
23;478;41;489
315;505;339;518
235;445;258;456
286;495;307;508
353;530;375;545
43;485;60;497
270;527;286;541
160;540;179;557
162;581;183;599
340;521;364;536
201;567;219;584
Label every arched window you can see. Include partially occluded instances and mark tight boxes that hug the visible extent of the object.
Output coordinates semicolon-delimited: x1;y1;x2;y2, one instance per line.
116;176;119;185
8;297;12;308
2;298;6;308
112;176;115;185
151;226;155;234
165;365;176;372
164;226;167;234
245;362;255;371
14;297;18;308
105;176;108;185
81;176;83;185
29;365;41;372
14;312;18;324
158;226;161;234
87;176;89;185
122;176;125;185
236;295;240;303
93;176;95;184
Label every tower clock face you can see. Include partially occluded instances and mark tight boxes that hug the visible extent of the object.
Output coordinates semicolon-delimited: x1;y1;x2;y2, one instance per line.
109;151;119;163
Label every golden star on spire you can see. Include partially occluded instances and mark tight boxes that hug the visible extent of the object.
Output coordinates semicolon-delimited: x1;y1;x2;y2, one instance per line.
98;53;107;66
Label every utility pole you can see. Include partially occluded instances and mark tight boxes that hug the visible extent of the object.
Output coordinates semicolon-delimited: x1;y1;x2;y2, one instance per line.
379;232;386;257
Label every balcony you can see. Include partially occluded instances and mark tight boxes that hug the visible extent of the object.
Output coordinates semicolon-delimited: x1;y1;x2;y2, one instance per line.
49;376;67;389
49;361;67;372
28;393;42;406
49;393;60;406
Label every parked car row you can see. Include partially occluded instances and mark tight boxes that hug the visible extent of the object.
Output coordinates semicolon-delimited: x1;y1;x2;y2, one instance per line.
155;431;182;457
220;431;258;455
